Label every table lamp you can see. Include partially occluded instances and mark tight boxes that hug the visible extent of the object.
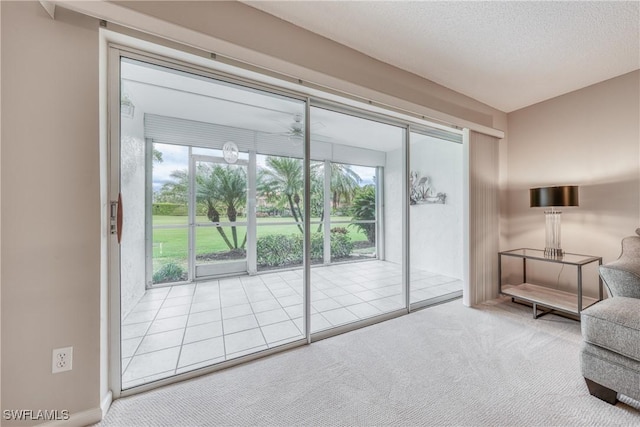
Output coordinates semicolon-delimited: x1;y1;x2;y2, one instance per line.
530;185;579;258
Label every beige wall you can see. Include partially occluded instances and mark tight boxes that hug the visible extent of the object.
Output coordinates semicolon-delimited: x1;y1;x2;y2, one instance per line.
111;0;507;131
5;0;635;422
505;71;640;293
15;0;640;422
0;0;512;423
1;2;100;425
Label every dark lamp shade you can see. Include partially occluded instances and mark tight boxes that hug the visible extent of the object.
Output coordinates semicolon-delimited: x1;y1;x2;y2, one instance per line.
530;186;579;208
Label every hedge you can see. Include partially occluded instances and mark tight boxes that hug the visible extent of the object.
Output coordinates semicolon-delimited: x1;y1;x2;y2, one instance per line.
152;203;188;216
153;204;230;216
256;229;353;267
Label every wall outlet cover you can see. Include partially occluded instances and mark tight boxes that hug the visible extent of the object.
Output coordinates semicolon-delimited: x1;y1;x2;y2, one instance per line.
52;346;73;374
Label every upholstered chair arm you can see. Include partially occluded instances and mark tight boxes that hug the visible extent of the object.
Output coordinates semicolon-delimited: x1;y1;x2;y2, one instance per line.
599;236;640;298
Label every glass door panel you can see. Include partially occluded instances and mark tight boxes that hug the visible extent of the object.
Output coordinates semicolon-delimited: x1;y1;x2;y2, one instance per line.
193;158;248;278
409;130;464;305
254;151;306;340
331;163;378;260
118;55;307;391
151;142;190;285
308;106;406;333
255;153;305;274
309;160;326;266
152;227;189;284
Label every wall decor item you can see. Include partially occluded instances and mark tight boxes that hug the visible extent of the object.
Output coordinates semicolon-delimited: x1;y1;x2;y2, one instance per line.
410;171;446;205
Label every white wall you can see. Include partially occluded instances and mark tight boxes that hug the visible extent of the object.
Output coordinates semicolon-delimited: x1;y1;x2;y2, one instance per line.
384;136;464;279
1;2;101;424
384;148;404;265
112;1;505;130
119;109;147;318
409;136;463;278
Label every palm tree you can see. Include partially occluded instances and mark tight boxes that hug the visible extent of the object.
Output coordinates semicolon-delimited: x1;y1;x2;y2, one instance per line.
330;163;361;209
152;147;163;163
156;169;188;204
197;164;247;249
258;157;304;233
310;163;361;231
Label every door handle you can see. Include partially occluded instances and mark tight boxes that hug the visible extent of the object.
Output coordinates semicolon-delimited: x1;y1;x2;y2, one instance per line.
117;193;123;244
110;193;123;243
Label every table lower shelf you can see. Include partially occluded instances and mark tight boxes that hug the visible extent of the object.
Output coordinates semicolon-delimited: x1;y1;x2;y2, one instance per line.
501;283;599;315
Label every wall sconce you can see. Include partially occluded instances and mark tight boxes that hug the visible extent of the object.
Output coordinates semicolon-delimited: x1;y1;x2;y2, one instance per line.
530;185;579;258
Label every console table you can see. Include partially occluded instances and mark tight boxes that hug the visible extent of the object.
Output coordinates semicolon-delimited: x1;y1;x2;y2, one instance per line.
498;249;603;319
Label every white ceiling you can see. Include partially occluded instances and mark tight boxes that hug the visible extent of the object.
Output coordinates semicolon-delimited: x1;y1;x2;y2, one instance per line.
122;59;404;152
244;1;640;113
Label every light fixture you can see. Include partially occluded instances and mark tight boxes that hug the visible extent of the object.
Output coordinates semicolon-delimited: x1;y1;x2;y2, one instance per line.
222;141;239;164
530;185;579;258
121;94;135;119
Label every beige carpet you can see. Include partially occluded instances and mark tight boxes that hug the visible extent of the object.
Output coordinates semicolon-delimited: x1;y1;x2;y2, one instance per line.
99;297;640;426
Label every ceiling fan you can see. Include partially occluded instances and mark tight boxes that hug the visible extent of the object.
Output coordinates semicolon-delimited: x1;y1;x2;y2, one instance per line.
285;113;305;139
266;113;331;143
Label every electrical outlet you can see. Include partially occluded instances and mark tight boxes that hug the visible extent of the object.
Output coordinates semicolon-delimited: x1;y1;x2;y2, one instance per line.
52;347;73;374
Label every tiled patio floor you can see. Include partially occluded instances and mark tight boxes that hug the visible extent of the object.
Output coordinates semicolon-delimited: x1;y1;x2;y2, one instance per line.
121;260;462;389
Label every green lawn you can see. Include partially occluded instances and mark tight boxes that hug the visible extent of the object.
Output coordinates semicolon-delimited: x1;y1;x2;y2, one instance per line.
152;215;370;262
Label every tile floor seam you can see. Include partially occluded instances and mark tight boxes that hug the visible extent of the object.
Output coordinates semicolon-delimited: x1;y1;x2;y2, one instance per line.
217;280;230;360
121;264;462;387
239;276;272;352
173;283;197;374
123;287;170;378
122;288;174;384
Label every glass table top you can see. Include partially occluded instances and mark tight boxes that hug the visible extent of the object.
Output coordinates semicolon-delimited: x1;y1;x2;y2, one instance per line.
499;248;601;265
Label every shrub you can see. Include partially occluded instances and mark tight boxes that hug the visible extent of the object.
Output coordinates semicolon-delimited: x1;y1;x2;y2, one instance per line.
330;227;348;235
256;234;302;267
152;203;187;216
256;231;353;267
330;232;353;259
153;262;186;284
309;233;322;260
350;185;376;243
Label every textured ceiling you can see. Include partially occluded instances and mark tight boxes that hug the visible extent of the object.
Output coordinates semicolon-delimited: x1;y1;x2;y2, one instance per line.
244;1;640;113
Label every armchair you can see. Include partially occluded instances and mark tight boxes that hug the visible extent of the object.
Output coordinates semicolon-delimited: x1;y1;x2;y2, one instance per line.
580;231;640;404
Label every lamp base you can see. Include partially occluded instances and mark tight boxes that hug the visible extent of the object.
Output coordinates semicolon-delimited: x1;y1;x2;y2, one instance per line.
544;210;563;258
544;247;564;258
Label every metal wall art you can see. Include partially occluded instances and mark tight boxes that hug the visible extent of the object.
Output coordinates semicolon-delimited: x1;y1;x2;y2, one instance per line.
410;171;446;205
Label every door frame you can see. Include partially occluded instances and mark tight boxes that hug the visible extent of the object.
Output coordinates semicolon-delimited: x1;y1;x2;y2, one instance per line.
108;46;313;398
190;154;250;279
107;45;123;398
108;43;468;398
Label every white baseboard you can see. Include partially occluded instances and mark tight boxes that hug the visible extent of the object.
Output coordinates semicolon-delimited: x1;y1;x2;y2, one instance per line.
101;391;113;418
37;391;111;426
39;407;102;427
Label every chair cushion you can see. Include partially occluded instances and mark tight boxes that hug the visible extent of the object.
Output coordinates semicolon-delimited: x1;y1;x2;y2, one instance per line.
581;297;640;362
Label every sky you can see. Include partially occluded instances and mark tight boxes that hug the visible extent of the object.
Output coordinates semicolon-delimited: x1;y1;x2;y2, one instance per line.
152;143;376;194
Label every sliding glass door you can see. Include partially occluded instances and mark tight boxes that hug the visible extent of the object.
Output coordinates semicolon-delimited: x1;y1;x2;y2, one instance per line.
409;130;464;306
117;55;307;389
113;48;466;395
308;106;406;333
192;155;248;278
